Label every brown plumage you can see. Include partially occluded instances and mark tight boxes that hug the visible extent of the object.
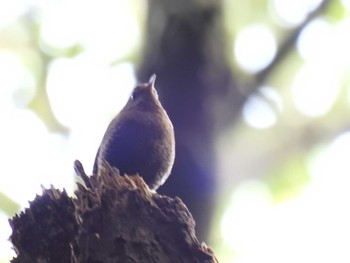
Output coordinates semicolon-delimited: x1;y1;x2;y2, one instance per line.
93;75;175;190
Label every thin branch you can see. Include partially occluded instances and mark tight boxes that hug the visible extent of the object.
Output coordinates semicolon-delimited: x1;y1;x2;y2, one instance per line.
251;0;332;90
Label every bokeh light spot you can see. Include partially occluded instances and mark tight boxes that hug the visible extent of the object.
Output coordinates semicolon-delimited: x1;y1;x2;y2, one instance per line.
40;0;140;60
47;55;136;128
234;24;277;73
243;86;282;129
341;0;350;10
221;180;273;251
271;0;323;26
0;0;27;28
0;51;36;109
297;19;332;62
309;132;350;185
291;63;341;117
0;109;72;206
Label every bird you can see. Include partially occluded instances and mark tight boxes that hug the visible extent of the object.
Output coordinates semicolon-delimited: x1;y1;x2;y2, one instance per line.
93;74;175;191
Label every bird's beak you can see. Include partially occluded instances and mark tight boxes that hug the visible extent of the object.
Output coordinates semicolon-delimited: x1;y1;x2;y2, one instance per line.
143;74;157;93
148;74;157;88
147;74;159;99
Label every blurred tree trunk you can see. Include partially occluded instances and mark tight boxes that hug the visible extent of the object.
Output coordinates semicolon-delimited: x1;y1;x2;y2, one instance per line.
137;0;241;241
137;0;331;241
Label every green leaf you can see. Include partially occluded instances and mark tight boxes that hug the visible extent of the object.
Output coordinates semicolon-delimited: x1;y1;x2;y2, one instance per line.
0;192;20;216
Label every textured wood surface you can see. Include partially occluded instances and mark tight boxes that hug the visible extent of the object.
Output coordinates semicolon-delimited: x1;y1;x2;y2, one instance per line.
9;161;218;263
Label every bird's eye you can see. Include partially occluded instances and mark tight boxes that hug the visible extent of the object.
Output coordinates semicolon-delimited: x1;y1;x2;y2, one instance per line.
131;91;139;100
131;87;142;100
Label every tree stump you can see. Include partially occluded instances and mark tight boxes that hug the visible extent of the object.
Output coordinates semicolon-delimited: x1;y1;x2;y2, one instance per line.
9;161;218;263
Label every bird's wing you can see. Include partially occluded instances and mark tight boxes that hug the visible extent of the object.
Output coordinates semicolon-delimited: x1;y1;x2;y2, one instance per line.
95;118;151;173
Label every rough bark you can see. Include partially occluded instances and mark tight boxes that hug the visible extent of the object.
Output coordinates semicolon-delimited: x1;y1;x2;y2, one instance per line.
9;161;218;263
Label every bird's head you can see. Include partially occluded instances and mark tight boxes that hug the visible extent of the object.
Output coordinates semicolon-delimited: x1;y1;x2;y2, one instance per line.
130;74;159;103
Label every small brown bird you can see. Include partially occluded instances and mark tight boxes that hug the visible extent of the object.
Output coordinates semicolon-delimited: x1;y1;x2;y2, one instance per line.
93;74;175;190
